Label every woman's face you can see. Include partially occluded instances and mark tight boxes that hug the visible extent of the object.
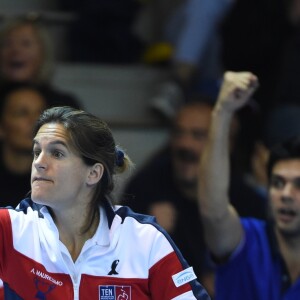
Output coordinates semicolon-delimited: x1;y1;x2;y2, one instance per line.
0;24;44;82
31;123;96;209
0;88;47;152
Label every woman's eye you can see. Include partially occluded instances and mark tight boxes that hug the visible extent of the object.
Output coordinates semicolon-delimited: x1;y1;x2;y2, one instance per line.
32;150;40;158
53;150;63;158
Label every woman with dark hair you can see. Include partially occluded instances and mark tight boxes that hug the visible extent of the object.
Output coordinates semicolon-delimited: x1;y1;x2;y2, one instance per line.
0;106;210;299
0;82;49;207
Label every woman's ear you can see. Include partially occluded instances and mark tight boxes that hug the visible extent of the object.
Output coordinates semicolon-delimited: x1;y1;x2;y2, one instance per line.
87;163;104;186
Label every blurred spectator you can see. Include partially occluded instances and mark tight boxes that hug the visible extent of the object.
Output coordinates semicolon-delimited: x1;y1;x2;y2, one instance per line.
121;97;267;296
0;16;82;109
60;0;144;64
198;71;300;300
244;103;300;203
0;83;48;207
138;0;234;119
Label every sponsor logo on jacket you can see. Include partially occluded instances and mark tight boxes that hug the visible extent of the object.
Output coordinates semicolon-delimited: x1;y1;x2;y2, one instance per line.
99;285;131;300
172;267;197;287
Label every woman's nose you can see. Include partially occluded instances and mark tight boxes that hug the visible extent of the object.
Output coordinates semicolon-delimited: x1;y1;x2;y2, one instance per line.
33;152;47;170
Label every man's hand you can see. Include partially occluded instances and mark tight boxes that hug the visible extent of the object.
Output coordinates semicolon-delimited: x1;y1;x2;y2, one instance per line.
215;71;259;114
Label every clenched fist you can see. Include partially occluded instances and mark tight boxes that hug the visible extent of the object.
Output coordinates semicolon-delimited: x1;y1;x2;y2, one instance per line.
215;71;259;114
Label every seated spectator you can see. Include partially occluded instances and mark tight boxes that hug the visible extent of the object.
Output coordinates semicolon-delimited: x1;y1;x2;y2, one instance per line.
241;103;300;205
199;71;300;299
121;96;267;296
0;83;48;207
0;16;82;109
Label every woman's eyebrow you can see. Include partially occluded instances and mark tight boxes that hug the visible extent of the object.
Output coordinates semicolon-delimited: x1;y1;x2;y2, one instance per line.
32;139;69;149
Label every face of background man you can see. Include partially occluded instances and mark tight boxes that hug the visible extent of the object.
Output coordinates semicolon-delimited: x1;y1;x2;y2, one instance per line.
170;103;213;189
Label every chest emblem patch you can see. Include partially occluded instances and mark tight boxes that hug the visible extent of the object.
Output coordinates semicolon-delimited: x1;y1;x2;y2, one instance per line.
99;285;131;300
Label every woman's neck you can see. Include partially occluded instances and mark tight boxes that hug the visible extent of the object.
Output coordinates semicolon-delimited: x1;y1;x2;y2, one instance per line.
53;206;100;262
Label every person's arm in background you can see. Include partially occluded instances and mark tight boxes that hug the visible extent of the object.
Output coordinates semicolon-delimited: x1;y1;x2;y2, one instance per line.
198;71;259;258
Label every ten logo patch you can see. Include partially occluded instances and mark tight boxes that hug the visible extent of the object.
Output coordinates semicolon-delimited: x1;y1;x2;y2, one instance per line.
99;285;131;300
